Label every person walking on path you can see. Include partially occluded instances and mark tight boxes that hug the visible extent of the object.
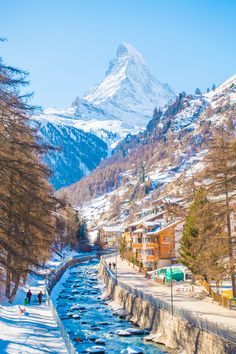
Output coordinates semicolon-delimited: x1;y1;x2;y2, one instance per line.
112;262;116;271
23;297;28;306
26;289;32;304
37;290;43;305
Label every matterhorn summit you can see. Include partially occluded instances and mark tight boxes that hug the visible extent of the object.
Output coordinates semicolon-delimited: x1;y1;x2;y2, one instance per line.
79;42;176;126
34;43;177;189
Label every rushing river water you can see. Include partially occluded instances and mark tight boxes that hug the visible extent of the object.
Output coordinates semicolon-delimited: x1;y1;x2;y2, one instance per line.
55;259;169;353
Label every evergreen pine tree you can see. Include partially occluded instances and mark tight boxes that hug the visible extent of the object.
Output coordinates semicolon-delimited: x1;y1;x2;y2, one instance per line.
195;88;202;95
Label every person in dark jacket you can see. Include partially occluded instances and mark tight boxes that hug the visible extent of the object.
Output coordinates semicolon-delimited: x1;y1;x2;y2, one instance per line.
37;290;43;305
26;290;32;304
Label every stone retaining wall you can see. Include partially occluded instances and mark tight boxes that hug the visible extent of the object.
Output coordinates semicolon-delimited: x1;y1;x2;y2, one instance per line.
99;262;236;354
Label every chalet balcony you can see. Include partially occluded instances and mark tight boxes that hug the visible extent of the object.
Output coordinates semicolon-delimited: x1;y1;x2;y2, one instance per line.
146;255;159;261
143;242;159;249
133;243;142;249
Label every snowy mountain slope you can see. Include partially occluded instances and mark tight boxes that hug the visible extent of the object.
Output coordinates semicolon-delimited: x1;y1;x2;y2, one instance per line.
37;121;108;189
58;74;236;211
36;110;143;150
73;77;236;228
34;43;176;188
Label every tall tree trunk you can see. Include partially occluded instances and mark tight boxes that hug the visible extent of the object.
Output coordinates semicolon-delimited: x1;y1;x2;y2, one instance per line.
225;188;236;297
5;254;11;298
9;273;20;304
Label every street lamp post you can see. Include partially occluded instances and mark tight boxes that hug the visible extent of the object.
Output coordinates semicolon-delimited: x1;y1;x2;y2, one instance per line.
170;254;173;316
115;241;118;284
169;249;174;317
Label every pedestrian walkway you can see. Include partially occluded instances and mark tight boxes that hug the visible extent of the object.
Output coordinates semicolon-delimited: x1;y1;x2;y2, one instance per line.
0;304;67;354
0;270;67;354
106;256;236;331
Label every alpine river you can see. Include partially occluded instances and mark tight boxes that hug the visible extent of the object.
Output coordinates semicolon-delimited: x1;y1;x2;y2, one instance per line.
53;258;169;354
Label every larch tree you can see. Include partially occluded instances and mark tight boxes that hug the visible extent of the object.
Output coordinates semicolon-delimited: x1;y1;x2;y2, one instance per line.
204;124;236;297
0;46;57;302
179;188;227;283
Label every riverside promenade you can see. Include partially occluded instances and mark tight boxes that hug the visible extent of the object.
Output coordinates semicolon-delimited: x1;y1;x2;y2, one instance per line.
106;255;236;332
0;301;67;354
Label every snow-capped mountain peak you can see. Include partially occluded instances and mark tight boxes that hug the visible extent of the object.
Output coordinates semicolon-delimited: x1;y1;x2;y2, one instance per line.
84;42;147;105
33;43;177;189
115;42;146;66
82;43;176;125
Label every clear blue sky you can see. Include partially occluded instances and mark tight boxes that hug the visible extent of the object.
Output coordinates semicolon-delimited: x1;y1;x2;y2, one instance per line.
1;0;235;108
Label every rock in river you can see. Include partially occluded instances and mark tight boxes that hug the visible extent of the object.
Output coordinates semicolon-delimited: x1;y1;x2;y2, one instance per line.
72;314;81;319
115;330;132;337
126;328;145;335
95;338;106;345
120;345;144;354
86;346;106;353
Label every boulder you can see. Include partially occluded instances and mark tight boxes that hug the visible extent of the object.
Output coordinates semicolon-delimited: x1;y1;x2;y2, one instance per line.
95;339;106;345
120;345;144;354
73;337;84;343
115;330;131;337
86;346;106;353
72;314;81;319
67;312;74;318
87;334;99;341
126;328;145;335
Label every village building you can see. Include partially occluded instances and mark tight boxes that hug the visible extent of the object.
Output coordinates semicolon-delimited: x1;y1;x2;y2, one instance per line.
131;219;184;270
99;226;123;247
123;196;186;271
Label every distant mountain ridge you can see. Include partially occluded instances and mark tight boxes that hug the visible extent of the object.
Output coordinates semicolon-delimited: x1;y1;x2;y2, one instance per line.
34;43;176;189
58;74;236;205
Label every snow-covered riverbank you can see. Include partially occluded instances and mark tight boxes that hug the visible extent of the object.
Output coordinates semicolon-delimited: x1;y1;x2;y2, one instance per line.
0;273;67;354
0;253;69;353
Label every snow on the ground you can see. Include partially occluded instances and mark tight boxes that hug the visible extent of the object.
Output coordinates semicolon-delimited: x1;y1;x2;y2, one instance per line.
0;305;67;354
0;251;78;353
0;272;67;354
50;267;71;305
35;112;143;150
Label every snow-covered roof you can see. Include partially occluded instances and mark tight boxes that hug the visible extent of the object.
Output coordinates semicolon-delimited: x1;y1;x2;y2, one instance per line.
132;228;144;234
102;226;123;233
126;210;167;228
146;219;184;236
137;221;161;228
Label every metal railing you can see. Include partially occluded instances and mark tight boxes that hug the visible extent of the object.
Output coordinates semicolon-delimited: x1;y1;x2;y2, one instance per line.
102;261;236;345
45;288;77;354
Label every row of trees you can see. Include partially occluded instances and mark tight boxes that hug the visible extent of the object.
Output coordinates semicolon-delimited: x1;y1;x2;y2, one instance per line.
180;123;236;297
0;47;59;302
195;84;216;95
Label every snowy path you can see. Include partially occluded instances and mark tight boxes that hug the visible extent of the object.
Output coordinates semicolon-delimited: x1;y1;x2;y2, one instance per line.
0;304;67;354
0;254;69;354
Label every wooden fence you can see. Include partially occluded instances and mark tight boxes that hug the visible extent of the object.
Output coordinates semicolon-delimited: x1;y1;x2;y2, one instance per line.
197;277;233;309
